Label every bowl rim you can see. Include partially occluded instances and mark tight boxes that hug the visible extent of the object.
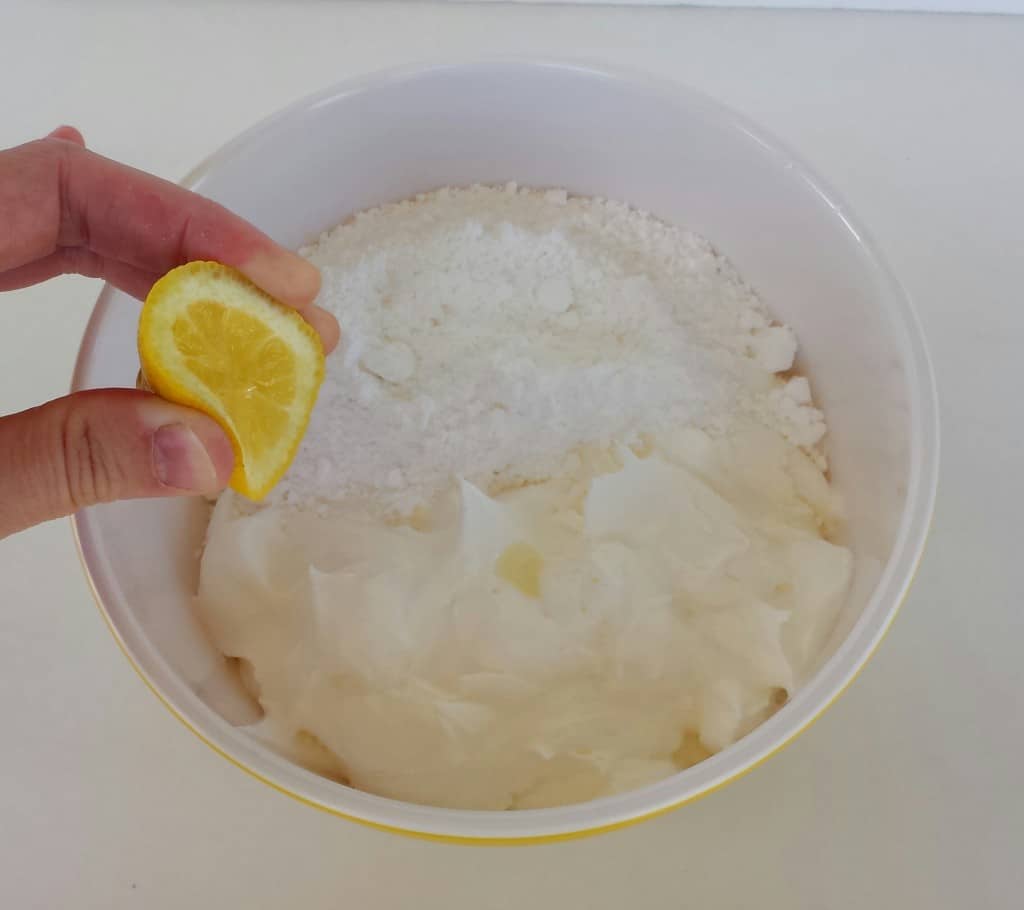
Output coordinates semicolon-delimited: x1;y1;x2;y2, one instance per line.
71;57;940;844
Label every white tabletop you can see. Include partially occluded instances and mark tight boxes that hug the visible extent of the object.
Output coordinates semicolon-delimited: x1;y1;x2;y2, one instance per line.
2;2;1022;907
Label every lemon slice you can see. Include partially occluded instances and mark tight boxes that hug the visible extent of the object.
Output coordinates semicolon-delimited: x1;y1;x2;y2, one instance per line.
138;261;325;500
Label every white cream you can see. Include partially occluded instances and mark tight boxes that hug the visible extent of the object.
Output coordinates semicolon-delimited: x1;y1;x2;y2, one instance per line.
197;425;851;810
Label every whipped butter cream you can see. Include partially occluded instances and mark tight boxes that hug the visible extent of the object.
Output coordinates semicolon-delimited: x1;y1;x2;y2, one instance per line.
198;426;851;809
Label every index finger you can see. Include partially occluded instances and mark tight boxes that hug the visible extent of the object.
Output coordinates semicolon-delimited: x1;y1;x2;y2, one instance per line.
60;144;325;310
3;136;338;350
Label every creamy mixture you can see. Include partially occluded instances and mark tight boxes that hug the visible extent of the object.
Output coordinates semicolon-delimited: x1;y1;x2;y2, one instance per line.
196;185;852;810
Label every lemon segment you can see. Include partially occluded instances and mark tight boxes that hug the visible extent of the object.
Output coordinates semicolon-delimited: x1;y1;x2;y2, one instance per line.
138;261;325;500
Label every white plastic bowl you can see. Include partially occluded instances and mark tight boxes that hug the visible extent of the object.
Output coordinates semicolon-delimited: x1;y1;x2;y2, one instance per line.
72;60;938;844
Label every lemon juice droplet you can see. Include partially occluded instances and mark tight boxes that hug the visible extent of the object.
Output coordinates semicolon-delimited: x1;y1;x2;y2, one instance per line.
495;542;543;599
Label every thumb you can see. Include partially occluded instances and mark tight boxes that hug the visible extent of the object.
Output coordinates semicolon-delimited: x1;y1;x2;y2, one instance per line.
0;389;234;539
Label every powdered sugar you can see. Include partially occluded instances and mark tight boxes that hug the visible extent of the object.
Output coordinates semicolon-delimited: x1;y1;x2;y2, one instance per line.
277;184;825;514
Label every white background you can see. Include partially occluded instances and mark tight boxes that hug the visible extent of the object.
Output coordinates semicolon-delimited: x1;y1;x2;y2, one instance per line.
1;2;1023;908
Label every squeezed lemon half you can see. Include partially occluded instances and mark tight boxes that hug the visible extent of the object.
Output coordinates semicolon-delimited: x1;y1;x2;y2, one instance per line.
138;261;325;500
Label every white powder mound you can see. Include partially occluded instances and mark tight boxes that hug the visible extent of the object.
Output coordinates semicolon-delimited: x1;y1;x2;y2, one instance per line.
275;184;825;514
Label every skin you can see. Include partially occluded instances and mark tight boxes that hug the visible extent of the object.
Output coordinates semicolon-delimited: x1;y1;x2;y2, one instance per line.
0;127;341;539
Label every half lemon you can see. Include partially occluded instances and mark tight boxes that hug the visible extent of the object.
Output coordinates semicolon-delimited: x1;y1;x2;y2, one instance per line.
138;261;325;500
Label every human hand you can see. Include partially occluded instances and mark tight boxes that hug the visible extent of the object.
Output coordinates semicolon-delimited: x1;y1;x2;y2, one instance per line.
0;127;340;539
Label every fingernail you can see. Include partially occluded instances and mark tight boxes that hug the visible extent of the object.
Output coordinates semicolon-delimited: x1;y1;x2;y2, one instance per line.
244;250;322;308
307;305;341;353
152;423;223;493
46;125;85;146
292;258;322;302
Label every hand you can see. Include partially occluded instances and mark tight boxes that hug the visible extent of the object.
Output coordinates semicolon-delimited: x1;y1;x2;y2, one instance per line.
0;127;340;539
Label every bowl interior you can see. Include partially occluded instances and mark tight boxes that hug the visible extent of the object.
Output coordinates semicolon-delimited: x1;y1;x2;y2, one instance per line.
73;61;934;840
